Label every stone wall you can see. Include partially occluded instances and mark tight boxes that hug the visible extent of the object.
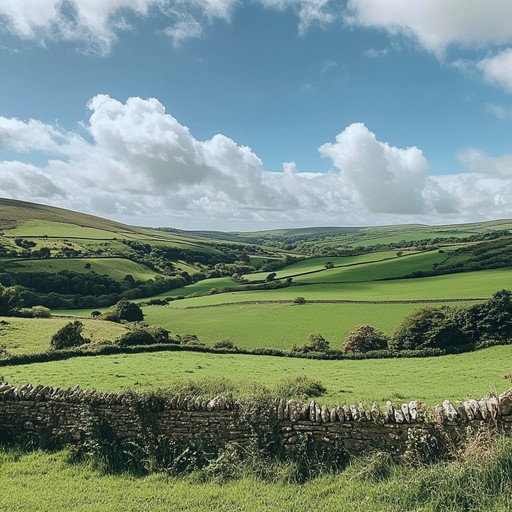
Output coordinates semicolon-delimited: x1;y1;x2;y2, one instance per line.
1;383;512;455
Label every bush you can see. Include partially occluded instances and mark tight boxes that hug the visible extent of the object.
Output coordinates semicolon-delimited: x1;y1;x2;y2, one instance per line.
390;306;464;351
342;324;389;354
117;327;157;347
51;320;89;350
302;333;330;353
101;300;144;323
213;339;239;350
30;305;51;318
293;296;306;305
273;375;326;400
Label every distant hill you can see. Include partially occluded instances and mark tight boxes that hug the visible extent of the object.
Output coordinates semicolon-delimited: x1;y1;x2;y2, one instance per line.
0;198;140;234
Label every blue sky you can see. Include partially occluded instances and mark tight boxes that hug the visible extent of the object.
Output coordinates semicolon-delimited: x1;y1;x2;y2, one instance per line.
1;1;512;230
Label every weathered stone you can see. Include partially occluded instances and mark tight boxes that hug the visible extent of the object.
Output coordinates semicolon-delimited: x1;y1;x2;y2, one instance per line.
455;401;468;422
463;401;475;421
336;406;345;423
401;404;411;423
433;404;445;424
409;401;419;422
386;401;394;423
329;407;337;423
277;400;285;421
394;407;405;424
343;405;352;421
309;401;316;422
350;404;359;421
321;405;330;423
488;396;499;420
499;389;512;415
443;400;458;422
478;399;490;420
468;399;482;420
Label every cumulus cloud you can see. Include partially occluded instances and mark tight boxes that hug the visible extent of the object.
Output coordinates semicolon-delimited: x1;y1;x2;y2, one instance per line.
457;148;512;178
319;123;429;214
345;0;512;56
0;0;336;53
3;95;512;229
478;49;512;93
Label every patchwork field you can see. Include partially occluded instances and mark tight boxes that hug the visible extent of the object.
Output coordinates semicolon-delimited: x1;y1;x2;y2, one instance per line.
0;317;128;355
2;345;511;405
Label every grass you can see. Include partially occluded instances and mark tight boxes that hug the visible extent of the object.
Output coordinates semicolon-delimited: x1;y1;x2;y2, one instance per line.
155;277;243;298
154;268;512;308
0;317;128;355
2;344;511;405
4;257;158;282
143;302;454;349
293;250;451;283
243;251;405;281
0;432;511;511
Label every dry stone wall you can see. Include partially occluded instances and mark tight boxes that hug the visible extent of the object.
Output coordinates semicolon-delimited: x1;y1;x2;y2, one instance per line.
1;383;512;455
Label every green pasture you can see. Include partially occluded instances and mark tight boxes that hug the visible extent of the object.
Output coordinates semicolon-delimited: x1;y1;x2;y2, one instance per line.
243;251;405;281
156;277;243;298
3;257;158;281
1;441;511;512
5;220;130;239
160;268;512;308
294;250;451;284
143;302;453;350
2;345;511;405
0;317;128;355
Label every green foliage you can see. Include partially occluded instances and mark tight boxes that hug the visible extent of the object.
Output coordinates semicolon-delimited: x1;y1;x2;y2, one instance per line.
212;339;239;350
116;325;169;347
0;285;22;316
342;324;389;354
50;320;89;350
102;300;144;323
273;375;326;400
302;333;330;353
390;306;464;351
293;296;306;304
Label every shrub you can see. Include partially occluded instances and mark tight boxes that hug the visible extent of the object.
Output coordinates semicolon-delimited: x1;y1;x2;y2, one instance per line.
273;375;326;400
342;324;389;354
293;296;306;305
51;320;89;350
30;305;51;318
101;300;144;323
213;339;239;350
390;306;464;351
117;327;156;347
302;333;330;353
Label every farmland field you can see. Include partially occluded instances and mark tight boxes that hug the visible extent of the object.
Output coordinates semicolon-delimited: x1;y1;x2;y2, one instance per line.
3;257;158;282
143;301;457;349
0;317;128;355
2;345;511;405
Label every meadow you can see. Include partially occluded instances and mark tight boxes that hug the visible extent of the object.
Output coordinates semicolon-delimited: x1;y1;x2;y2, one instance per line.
1;439;511;512
3;257;158;282
0;317;128;355
2;345;511;405
143;301;454;349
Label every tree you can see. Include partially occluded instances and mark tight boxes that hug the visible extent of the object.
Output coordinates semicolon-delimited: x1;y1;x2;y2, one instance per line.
342;324;389;354
265;272;277;282
303;333;330;353
102;300;144;323
324;261;334;269
390;306;464;351
51;320;88;350
0;285;22;316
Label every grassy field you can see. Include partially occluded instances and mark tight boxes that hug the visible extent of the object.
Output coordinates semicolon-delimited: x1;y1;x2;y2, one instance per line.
293;250;451;283
3;257;158;281
154;268;512;308
143;302;456;349
2;345;511;405
0;317;128;355
1;439;512;512
243;251;405;281
155;277;243;298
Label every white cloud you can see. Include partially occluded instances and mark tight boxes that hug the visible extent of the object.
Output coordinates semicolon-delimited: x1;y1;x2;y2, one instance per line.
345;0;512;56
319;123;429;214
3;95;512;229
0;0;335;53
485;103;512;120
478;49;512;93
457;148;512;178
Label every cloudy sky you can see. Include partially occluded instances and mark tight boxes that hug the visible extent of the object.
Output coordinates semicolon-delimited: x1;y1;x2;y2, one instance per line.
1;1;512;231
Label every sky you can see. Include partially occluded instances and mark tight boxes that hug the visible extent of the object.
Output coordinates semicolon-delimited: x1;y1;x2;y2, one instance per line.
1;1;512;231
